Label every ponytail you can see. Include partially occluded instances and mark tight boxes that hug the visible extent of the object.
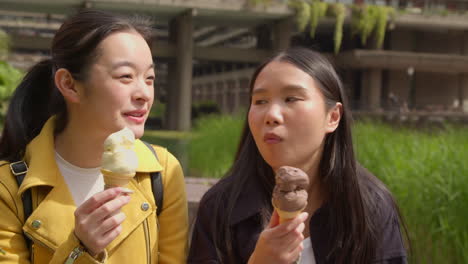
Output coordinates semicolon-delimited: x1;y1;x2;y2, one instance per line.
0;59;66;162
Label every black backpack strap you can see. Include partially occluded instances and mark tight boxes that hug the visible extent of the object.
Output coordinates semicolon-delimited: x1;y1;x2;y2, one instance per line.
141;141;164;216
10;161;33;250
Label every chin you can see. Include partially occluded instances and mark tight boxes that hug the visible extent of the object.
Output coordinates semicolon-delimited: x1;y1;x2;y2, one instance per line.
125;125;145;139
263;158;283;171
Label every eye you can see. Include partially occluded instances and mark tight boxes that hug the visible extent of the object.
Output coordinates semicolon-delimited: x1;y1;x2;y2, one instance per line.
285;96;299;103
120;74;132;79
146;75;155;85
253;99;267;105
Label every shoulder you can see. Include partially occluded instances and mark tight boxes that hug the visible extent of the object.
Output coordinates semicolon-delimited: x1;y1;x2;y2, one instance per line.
200;176;233;205
0;161;21;218
139;141;182;174
0;161;17;195
357;164;396;216
196;177;233;219
149;144;181;169
357;165;407;261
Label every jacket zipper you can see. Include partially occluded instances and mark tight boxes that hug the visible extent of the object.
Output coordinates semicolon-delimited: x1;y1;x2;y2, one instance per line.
24;231;54;263
143;219;151;264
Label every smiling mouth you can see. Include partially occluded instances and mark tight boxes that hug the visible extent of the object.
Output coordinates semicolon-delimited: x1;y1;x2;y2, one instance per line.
126;112;144;117
124;111;146;124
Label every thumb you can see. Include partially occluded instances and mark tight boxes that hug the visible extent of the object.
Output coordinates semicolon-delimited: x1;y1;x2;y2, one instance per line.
268;209;280;228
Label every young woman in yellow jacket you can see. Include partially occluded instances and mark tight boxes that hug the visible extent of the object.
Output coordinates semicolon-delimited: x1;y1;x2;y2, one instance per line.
0;10;188;264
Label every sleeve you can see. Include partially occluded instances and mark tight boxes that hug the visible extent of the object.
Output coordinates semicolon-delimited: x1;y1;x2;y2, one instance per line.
0;177;30;264
187;197;220;264
157;150;189;264
48;232;107;264
373;199;407;264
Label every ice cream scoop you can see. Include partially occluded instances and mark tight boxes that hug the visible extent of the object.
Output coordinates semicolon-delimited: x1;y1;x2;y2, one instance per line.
101;127;138;190
272;166;309;223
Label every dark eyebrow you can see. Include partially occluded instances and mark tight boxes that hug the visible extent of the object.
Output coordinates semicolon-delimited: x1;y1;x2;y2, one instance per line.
112;61;155;71
251;87;267;96
251;84;308;95
282;84;308;93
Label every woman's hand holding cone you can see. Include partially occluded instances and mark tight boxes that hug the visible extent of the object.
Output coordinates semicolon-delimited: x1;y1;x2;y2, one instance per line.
248;211;308;264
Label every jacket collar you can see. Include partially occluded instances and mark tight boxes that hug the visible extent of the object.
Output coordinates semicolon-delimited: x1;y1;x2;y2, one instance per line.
18;116;163;196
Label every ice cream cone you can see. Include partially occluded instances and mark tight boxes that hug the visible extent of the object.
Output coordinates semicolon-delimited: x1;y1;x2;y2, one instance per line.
273;202;305;224
102;169;135;193
101;127;138;195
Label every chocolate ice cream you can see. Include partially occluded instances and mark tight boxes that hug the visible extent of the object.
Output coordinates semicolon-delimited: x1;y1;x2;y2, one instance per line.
272;166;309;212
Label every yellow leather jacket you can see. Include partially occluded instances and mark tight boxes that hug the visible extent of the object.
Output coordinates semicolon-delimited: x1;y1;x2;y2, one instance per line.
0;117;188;263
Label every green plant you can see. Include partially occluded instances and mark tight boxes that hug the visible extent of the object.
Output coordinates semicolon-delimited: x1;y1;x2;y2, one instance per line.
353;121;468;263
0;61;23;118
288;0;311;32
149;101;165;119
327;3;346;54
0;30;10;59
248;0;272;8
351;4;395;49
191;101;220;120
309;0;328;38
289;0;345;54
188;113;244;178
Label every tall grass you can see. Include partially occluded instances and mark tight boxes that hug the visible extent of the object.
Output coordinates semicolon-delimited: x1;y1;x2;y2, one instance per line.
183;114;468;263
187;114;244;178
354;121;468;263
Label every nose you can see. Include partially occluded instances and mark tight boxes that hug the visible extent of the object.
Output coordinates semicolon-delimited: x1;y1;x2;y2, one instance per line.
265;103;283;126
133;78;153;103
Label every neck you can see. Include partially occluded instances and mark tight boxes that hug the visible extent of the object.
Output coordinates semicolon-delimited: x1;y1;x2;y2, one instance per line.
54;119;106;168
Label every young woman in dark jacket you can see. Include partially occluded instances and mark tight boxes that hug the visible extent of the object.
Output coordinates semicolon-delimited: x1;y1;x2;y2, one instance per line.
188;47;408;264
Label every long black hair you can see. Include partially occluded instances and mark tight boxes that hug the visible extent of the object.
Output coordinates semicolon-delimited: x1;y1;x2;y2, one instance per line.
208;47;408;263
0;10;154;162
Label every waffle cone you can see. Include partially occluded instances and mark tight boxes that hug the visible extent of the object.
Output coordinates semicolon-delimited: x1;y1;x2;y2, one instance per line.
272;201;306;224
101;169;135;188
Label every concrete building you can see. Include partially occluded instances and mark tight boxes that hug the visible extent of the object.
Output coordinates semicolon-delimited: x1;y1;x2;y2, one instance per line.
1;0;467;130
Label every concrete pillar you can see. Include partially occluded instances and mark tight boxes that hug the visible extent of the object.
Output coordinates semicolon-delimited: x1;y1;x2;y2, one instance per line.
459;76;468;112
459;31;468;112
256;24;271;50
362;69;383;111
166;11;193;131
272;17;292;52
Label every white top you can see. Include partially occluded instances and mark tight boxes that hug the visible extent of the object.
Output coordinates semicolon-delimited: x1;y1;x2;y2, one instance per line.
55;151;104;207
300;237;316;264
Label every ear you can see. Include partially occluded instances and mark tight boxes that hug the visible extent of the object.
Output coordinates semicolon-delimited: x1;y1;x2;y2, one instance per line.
54;68;81;103
325;102;342;133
